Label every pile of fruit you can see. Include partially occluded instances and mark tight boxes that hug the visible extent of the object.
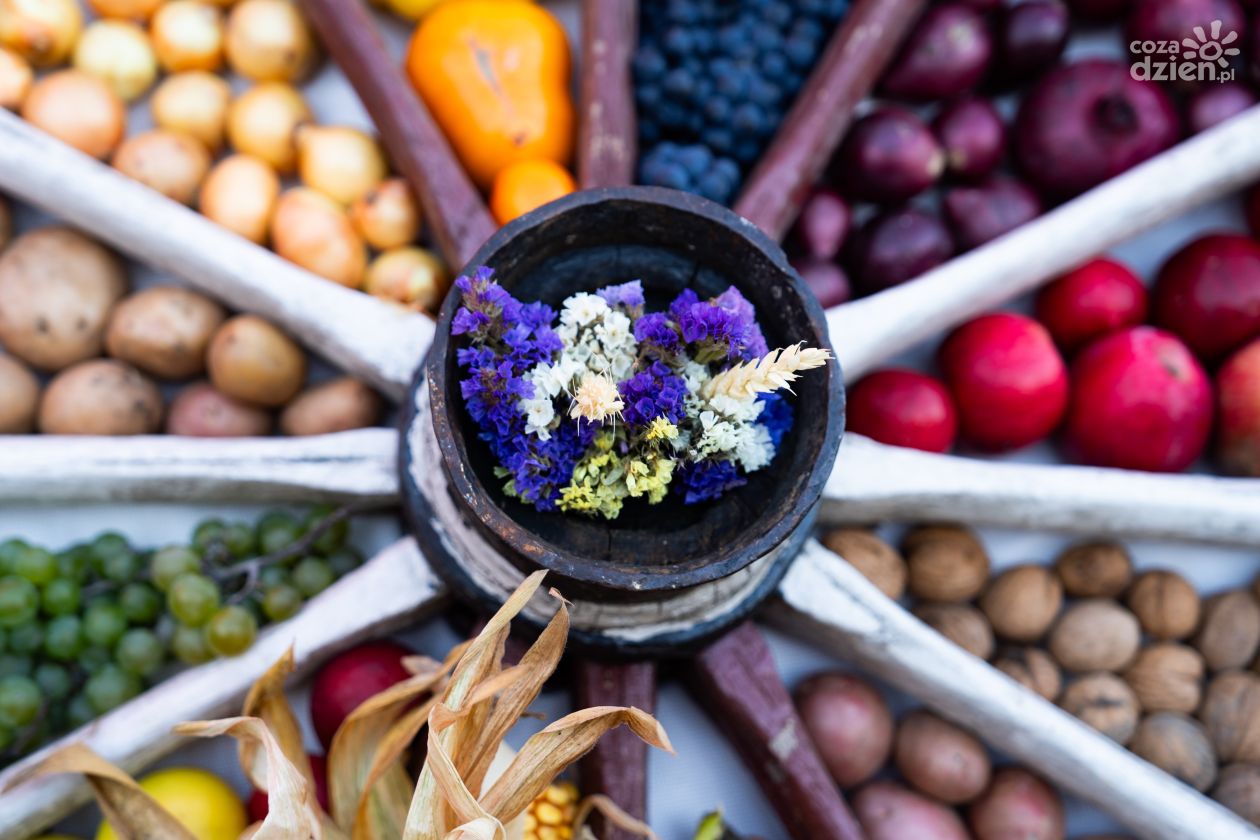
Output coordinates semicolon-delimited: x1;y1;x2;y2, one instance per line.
847;229;1260;475
0;506;365;766
786;0;1260;307
0;0;449;312
824;524;1260;826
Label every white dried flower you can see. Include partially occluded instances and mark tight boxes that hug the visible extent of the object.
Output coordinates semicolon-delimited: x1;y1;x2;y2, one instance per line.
734;423;775;472
560;292;609;327
569;372;624;423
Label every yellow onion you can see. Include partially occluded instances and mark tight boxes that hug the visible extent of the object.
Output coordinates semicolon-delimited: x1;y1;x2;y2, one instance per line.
363;246;449;313
21;70;125;159
226;82;310;173
87;0;163;21
271;187;367;287
150;0;224;72
224;0;317;83
296;124;387;206
72;20;157;102
199;154;280;244
384;0;448;21
0;47;33;110
349;178;422;250
113;130;212;205
151;71;230;152
0;0;82;67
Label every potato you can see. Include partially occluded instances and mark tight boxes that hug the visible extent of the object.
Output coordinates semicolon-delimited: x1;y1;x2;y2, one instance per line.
206;314;305;407
105;286;226;380
0;227;128;371
854;781;970;840
166;381;271;437
794;672;893;789
278;376;380;436
39;359;162;435
894;711;991;804
0;352;40;432
967;767;1064;840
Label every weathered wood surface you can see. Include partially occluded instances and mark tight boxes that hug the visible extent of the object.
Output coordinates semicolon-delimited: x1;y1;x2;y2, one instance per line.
734;0;927;239
578;0;638;189
0;109;430;401
298;0;497;268
770;541;1260;840
0;538;446;840
574;660;656;840
687;622;864;840
830;105;1260;382
827;434;1260;546
0;429;399;504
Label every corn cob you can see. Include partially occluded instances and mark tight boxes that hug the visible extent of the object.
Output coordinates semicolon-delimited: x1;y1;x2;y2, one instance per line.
524;781;579;840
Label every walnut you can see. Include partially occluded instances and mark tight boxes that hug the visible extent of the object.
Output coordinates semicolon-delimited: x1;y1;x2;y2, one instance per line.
1129;712;1217;792
1048;599;1141;672
1126;570;1200;641
1122;643;1205;713
1200;670;1260;763
913;603;994;660
1054;541;1133;598
823;528;906;600
1213;764;1260;826
1060;672;1140;743
979;564;1062;642
1195;590;1260;672
902;524;990;602
993;647;1062;701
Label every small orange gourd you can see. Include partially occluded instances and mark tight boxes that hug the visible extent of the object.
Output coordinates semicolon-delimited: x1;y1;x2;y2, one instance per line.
405;0;574;190
490;158;575;225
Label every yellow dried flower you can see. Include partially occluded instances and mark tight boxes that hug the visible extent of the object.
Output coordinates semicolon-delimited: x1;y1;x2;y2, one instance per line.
569;372;624;423
702;343;832;400
644;417;678;442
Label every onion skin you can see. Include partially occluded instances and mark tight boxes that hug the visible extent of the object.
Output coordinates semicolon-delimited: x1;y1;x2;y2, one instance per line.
1185;82;1258;135
879;3;992;102
296;125;387;206
1127;0;1246;89
350;178;422;251
363;247;448;313
72;19;157;102
150;0;225;73
0;46;32;110
789;187;851;262
996;0;1070;83
199;154;280;245
845;208;954;295
932;97;1006;182
0;0;83;67
151;71;231;152
270;187;367;288
790;256;851;309
224;0;318;83
836;107;944;204
943;177;1043;251
21;69;126;160
227;82;311;174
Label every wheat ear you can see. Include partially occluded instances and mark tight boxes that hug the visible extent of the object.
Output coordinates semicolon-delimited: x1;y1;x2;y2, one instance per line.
702;343;833;400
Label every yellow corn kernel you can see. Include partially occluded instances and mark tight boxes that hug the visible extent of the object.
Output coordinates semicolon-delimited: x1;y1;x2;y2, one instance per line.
523;783;579;840
535;802;565;825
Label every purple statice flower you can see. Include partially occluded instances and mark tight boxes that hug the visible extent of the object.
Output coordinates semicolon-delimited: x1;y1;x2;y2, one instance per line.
633;312;682;359
677;459;747;504
714;287;769;359
620;361;687;427
757;392;794;449
597;280;645;315
452;267;517;341
459;360;534;439
668;287;765;362
492;418;594;510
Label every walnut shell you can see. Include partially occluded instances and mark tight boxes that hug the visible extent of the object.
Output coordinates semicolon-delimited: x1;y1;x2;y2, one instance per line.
1054;541;1133;598
1060;672;1139;744
993;647;1062;701
913;603;994;660
1048;599;1141;673
1200;670;1260;763
979;564;1063;642
1126;570;1200;641
1129;712;1217;792
1212;763;1260;826
1123;643;1205;714
823;528;906;600
903;524;990;602
1195;591;1260;672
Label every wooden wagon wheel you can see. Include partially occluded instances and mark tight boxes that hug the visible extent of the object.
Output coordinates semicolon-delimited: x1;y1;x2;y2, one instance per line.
4;1;1260;838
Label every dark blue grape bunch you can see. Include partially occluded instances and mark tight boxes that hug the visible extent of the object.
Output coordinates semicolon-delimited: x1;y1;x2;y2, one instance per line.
634;0;850;206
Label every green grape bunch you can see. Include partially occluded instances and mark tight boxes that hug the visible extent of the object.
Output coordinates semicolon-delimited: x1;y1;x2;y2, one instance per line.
0;504;367;767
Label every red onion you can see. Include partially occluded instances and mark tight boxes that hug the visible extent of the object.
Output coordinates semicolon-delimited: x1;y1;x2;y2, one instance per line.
1126;0;1245;66
943;177;1043;250
1067;0;1132;22
835;107;944;205
845;208;954;295
1185;82;1257;134
997;0;1070;83
879;4;992;102
932;97;1006;181
791;255;852;309
789;187;851;262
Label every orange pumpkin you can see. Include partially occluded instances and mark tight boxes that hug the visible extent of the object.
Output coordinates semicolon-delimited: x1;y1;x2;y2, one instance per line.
490;158;575;225
405;0;574;190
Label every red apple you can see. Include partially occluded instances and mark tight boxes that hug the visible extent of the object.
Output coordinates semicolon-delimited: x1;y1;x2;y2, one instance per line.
310;640;414;749
1152;233;1260;364
1035;258;1148;354
1216;337;1260;475
1065;327;1213;472
938;313;1069;451
248;753;329;822
847;369;958;453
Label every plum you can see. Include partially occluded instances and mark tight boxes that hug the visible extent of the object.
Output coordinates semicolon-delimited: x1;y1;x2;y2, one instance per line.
1067;0;1132;21
789;187;851;261
310;639;414;749
1127;0;1245;87
1152;233;1260;363
1064;327;1213;472
996;0;1070;83
835;107;944;204
1035;257;1148;354
932;97;1006;181
1014;60;1179;200
791;255;852;308
1185;82;1257;134
942;177;1043;250
848;369;958;453
880;4;992;102
845;208;954;295
938;313;1069;451
1216;338;1260;476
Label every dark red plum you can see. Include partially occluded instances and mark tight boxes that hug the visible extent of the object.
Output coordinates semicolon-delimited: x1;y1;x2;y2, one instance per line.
943;178;1043;250
792;255;852;309
997;0;1070;83
845;208;954;295
880;4;993;102
932;97;1006;181
1013;60;1179;200
835;107;945;205
789;187;851;262
1185;82;1257;134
